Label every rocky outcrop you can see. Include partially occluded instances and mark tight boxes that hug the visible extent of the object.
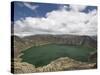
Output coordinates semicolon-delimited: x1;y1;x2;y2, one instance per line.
12;57;96;74
13;62;36;74
36;57;96;72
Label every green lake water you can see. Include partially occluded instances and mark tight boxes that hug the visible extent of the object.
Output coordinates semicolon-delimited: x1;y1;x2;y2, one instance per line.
20;44;96;67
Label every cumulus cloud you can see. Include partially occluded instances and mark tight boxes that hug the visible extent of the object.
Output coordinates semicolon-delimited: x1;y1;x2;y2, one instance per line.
14;4;97;37
23;3;39;10
69;5;87;12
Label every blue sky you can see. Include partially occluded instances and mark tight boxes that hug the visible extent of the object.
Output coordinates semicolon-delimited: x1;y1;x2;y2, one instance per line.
12;1;97;37
13;2;61;21
12;1;97;21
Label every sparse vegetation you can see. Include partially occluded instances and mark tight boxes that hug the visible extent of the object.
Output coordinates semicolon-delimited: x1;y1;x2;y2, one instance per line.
13;57;96;74
12;34;97;73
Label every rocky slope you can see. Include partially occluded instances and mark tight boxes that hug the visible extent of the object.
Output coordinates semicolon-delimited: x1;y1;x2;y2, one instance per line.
12;35;27;57
13;57;96;74
11;34;97;73
12;34;97;57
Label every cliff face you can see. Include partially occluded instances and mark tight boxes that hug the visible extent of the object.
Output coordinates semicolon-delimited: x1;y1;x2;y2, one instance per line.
23;35;97;47
12;34;97;57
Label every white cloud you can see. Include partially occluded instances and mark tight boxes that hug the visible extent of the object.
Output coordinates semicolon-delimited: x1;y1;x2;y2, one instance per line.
23;3;39;10
58;5;69;11
14;5;97;37
69;5;87;12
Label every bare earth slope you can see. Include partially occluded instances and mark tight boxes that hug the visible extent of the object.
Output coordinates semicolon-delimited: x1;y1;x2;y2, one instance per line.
12;34;97;58
13;57;96;74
